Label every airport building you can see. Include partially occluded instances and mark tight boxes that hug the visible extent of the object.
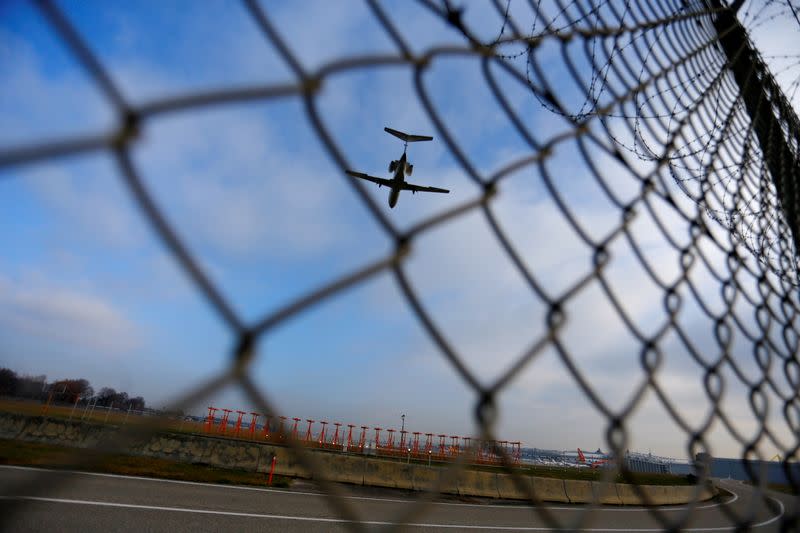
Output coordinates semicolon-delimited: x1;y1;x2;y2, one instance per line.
521;447;797;486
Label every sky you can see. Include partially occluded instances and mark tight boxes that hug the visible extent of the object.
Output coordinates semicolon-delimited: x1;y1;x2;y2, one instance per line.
1;0;799;462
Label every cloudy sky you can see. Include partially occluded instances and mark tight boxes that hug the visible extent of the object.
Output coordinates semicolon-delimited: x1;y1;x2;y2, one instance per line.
1;0;799;462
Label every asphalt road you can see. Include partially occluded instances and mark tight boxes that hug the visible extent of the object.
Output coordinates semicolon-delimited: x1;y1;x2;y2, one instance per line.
0;465;794;532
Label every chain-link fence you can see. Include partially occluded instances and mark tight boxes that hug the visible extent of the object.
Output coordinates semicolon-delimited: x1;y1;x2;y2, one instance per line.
1;0;799;530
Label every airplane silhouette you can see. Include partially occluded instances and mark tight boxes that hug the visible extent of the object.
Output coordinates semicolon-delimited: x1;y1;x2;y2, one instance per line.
346;127;450;208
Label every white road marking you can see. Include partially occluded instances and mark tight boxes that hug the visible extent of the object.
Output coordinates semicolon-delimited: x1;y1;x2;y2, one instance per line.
0;464;735;512
0;493;784;531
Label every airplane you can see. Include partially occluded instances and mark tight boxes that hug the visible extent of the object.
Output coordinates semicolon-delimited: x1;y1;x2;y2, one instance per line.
346;127;450;208
577;448;614;469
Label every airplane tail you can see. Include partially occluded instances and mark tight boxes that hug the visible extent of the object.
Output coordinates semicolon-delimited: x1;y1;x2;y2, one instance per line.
385;127;433;143
577;448;586;463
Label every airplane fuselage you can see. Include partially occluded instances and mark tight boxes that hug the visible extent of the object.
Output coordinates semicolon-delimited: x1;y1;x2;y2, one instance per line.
388;151;407;208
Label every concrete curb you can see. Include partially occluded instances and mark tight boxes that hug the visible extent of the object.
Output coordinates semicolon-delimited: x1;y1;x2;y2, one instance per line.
532;476;569;503
564;479;593;503
592;481;622;505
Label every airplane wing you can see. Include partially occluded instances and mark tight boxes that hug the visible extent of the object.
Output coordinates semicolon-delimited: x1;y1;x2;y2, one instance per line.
401;181;450;194
384;127;433;143
346;170;395;188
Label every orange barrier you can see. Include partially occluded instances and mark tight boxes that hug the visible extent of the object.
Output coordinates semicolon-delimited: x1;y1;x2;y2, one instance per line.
202;405;523;465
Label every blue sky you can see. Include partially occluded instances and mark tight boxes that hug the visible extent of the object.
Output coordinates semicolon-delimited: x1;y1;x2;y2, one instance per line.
1;0;799;461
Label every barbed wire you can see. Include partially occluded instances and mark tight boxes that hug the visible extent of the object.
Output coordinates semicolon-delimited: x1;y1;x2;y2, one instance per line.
1;0;799;531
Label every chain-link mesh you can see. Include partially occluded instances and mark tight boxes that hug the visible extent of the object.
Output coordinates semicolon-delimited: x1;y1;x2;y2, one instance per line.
1;0;799;530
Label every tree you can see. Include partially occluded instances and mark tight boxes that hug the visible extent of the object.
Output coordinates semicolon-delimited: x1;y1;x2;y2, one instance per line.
51;378;93;402
82;384;95;400
0;368;18;396
96;387;117;407
128;396;145;411
0;367;147;411
16;374;47;399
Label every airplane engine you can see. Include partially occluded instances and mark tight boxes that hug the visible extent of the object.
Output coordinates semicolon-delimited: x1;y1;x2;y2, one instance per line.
406;163;413;175
388;160;397;173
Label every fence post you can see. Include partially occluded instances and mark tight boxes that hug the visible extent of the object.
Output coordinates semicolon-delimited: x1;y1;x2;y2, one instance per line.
234;410;245;438
386;429;395;452
218;408;232;434
268;455;277;486
358;426;368;452
204;407;218;433
318;421;328;446
709;0;800;254
249;412;259;439
450;436;459;457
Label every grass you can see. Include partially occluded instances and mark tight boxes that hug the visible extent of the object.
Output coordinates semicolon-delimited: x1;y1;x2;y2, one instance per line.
0;438;291;488
743;480;798;495
766;483;798;495
0;398;204;433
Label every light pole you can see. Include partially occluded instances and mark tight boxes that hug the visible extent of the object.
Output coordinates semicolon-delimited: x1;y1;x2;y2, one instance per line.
401;414;405;433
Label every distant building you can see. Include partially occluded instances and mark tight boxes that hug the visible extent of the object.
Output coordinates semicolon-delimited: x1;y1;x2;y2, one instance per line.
696;454;799;485
522;446;798;486
624;451;672;474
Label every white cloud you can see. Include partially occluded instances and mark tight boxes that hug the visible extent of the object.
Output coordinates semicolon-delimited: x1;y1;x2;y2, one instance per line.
119;96;378;260
0;273;140;355
23;161;147;250
0;28;115;146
